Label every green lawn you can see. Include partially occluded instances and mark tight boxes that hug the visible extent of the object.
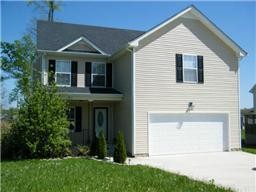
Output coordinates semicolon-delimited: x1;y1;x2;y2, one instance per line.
1;158;232;192
242;147;256;154
241;129;256;154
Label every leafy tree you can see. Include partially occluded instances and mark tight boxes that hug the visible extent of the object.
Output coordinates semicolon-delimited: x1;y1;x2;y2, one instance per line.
27;0;62;22
1;81;71;159
0;108;18;121
114;131;127;164
97;130;107;159
1;35;36;103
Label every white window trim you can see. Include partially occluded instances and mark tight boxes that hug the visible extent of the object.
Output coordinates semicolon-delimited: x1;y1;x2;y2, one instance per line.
91;62;106;88
55;60;71;87
182;54;198;84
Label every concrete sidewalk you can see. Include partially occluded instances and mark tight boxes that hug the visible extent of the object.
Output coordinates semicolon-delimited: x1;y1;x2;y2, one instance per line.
130;152;256;192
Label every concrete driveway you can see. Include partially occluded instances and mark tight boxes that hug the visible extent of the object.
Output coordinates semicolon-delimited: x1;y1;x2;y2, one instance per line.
130;152;256;192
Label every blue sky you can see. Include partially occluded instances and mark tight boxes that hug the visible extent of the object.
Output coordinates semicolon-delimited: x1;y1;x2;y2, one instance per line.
1;1;256;109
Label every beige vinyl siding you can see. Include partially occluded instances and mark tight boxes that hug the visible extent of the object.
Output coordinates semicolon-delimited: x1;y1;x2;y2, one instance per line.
135;17;240;155
68;42;97;53
44;55;106;87
113;52;133;154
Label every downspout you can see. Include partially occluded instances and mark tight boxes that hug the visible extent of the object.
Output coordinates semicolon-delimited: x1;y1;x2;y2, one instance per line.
237;55;241;150
127;47;136;156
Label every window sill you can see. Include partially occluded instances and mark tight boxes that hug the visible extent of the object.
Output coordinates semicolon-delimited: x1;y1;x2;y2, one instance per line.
183;81;198;84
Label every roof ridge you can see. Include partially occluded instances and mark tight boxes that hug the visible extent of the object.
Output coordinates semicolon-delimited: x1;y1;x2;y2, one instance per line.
37;20;145;33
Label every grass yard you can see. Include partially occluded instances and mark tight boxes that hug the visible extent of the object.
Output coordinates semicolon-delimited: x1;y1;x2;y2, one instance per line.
241;129;256;154
1;158;232;192
242;146;256;154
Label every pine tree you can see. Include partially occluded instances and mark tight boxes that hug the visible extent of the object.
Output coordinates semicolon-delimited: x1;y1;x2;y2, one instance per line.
97;130;107;159
114;131;127;164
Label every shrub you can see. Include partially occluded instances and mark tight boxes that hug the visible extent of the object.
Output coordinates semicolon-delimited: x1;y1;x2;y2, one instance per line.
1;82;71;159
1;126;23;159
97;130;107;159
71;145;90;156
114;131;127;164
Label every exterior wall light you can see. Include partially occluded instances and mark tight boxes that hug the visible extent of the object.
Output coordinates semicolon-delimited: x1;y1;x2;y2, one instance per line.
187;102;194;112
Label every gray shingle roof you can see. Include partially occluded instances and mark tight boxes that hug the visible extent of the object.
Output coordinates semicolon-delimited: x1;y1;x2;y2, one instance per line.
37;20;145;55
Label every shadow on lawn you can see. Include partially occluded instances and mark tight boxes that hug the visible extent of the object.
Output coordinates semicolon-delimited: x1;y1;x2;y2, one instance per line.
241;139;256;149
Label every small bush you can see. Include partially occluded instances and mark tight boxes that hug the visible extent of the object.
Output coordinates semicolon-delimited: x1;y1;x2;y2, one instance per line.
97;130;107;159
1;126;24;160
114;131;127;164
71;145;90;156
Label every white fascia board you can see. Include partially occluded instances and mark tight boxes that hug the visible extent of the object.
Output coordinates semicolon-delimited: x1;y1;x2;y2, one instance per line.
37;49;110;58
57;36;108;56
129;6;247;58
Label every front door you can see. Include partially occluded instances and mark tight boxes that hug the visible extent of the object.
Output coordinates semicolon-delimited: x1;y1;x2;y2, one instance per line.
94;108;108;140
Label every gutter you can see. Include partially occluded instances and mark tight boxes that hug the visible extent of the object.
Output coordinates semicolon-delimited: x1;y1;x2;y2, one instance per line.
37;49;110;58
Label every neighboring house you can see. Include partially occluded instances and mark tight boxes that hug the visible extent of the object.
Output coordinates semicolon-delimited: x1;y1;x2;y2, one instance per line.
250;84;256;109
241;84;256;128
241;84;256;145
36;5;247;156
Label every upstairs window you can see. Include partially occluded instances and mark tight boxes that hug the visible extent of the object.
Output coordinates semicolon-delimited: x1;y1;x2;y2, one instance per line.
91;63;106;87
56;60;71;86
183;55;198;83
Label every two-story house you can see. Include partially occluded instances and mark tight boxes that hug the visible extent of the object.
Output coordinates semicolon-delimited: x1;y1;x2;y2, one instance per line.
36;5;246;156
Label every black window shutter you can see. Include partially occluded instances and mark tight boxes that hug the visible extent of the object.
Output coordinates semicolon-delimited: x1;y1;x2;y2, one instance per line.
48;60;56;84
85;62;91;87
106;63;112;87
176;54;183;82
75;106;82;132
197;55;204;83
71;61;77;87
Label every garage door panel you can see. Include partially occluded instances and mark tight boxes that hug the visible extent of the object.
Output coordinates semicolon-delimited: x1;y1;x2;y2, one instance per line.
149;113;228;155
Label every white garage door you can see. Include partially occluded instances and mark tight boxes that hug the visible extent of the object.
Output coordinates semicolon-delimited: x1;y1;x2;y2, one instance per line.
148;113;229;155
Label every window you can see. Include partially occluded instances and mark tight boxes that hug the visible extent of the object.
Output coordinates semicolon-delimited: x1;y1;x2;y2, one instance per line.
56;60;71;86
67;107;75;132
91;63;106;87
183;55;198;83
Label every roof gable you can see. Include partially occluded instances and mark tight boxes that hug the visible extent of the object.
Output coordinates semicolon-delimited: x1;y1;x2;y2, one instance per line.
129;5;247;58
57;36;106;55
250;84;256;94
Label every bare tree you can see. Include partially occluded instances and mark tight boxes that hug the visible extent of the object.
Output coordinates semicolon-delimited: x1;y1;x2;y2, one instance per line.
27;0;61;22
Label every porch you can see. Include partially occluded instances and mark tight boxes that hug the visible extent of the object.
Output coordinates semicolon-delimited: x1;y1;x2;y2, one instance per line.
57;86;133;155
68;100;116;146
